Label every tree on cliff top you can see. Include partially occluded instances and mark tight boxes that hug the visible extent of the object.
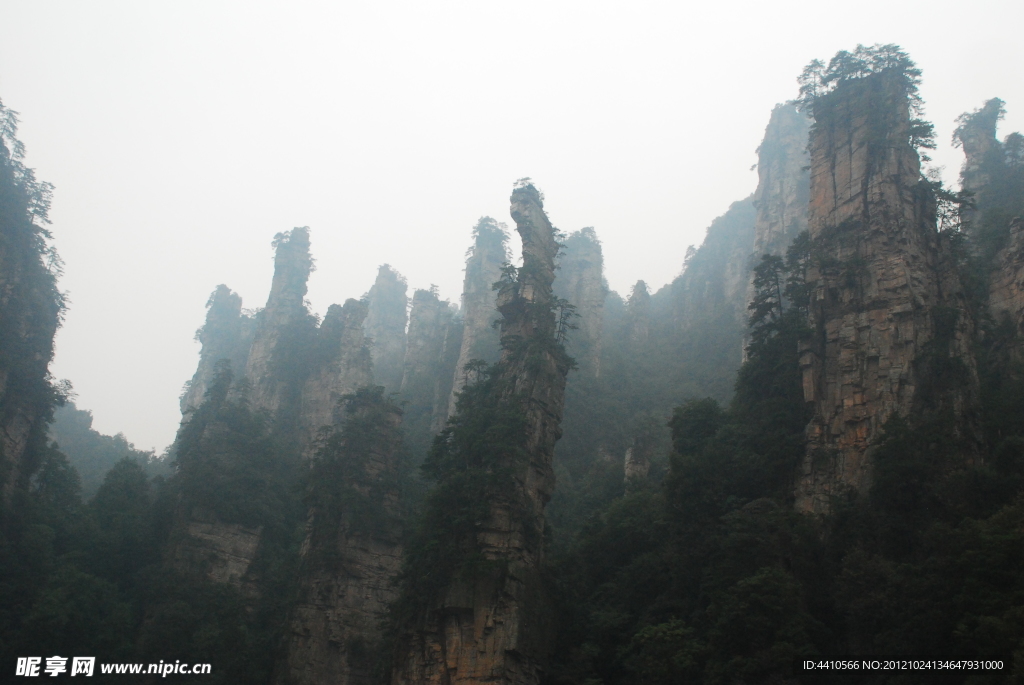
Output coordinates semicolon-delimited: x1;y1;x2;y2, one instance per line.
794;44;935;155
795;44;921;112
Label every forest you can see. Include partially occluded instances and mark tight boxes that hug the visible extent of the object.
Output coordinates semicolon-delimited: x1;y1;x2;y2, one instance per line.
2;44;1024;684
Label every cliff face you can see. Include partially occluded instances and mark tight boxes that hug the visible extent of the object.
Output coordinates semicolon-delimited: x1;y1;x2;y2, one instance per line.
300;299;374;453
279;390;404;685
0;135;62;506
955;98;1004;209
392;182;571;685
667;199;757;334
445;217;508;421
170;505;263;592
626;280;650;346
364;265;409;393
400;289;457;452
751;104;812;261
401;289;454;403
989;219;1024;332
796;73;977;513
428;315;463;434
172;229;372;597
180;285;255;416
244;227;315;418
554;227;606;376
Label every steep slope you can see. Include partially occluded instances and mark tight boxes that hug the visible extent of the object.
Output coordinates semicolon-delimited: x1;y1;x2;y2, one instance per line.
300;299;374;454
364;265;409;393
180;284;255;417
279;388;404;685
796;69;978;512
400;288;458;457
244;227;317;420
553;227;606;377
443;217;508;423
0;105;63;506
392;181;571;685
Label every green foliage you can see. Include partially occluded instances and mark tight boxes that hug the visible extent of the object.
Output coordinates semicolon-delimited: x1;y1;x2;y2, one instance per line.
304;386;404;561
392;363;529;620
0;98;66;497
136;361;306;683
954;98;1024;267
795;45;936;159
173;362;295;527
796;44;923;118
546;237;818;683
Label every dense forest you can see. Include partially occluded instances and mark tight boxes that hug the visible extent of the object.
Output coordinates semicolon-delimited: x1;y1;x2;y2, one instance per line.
2;44;1024;684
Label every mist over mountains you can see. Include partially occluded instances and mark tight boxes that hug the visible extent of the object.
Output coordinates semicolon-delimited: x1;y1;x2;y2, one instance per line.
2;40;1024;684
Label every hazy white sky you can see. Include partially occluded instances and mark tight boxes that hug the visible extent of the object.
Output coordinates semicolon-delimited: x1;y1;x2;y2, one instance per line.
1;0;1021;452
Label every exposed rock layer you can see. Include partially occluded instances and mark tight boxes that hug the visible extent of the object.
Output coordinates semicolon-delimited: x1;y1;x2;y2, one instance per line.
180;285;254;416
751;104;812;261
627;281;650;346
796;73;977;512
554;227;606;376
445;218;508;421
279;397;403;685
392;183;570;685
364;265;409;393
399;289;459;449
300;299;374;453
244;227;315;417
0;138;62;505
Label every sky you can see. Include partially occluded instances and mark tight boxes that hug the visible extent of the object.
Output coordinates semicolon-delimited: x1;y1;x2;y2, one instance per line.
1;0;1021;453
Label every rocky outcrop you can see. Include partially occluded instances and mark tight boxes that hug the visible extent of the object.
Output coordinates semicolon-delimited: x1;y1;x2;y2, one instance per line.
172;229;371;598
989;217;1024;330
626;281;650;346
751;104;811;262
180;285;255;416
392;182;571;685
364;265;408;393
401;289;455;405
795;72;978;513
399;289;457;451
300;299;374;453
279;390;403;685
661;199;756;338
170;507;263;591
429;316;463;434
554;227;606;376
623;446;650;483
445;218;508;421
0;130;62;506
244;227;315;418
954;98;1005;216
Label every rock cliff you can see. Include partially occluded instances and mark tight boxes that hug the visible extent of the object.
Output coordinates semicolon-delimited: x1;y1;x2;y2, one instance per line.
364;265;409;393
0;125;62;506
244;227;316;418
750;104;812;262
444;218;508;422
279;389;404;685
990;218;1024;335
171;229;373;597
392;182;571;685
954;98;1005;216
795;71;978;513
300;299;374;453
399;288;457;454
179;285;255;417
626;280;650;346
554;227;606;376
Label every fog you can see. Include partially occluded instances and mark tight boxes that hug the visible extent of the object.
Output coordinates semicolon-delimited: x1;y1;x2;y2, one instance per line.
1;0;1021;452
